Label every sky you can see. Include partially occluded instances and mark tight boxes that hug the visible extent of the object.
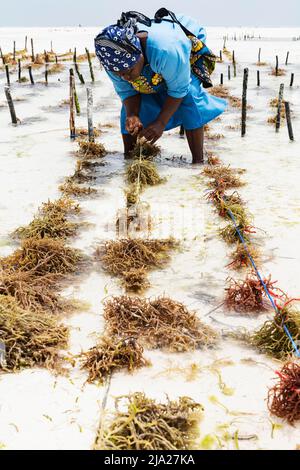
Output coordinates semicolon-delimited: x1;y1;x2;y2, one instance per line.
0;0;299;27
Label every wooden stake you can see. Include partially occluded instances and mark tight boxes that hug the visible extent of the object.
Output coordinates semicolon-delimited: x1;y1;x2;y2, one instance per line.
257;70;260;87
55;55;58;64
25;36;28;51
241;68;249;137
86;86;94;142
290;73;294;87
0;47;5;65
285;51;289;66
28;66;34;85
44;49;49;64
4;86;18;125
18;59;21;82
51;41;53;53
284;102;294;141
233;62;237;78
220;73;223;85
232;50;235;64
31;38;35;62
69;69;76;140
13;41;16;62
275;55;279;76
5;65;10;86
275;83;284;133
85;47;95;82
70;68;80;115
45;63;48;85
228;65;231;81
258;48;261;64
73;47;85;84
219;50;222;62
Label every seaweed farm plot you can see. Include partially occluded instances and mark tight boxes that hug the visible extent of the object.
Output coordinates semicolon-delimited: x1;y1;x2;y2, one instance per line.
0;26;300;451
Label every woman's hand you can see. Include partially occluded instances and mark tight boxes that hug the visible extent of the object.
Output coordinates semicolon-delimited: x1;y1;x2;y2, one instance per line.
125;116;143;136
139;120;165;143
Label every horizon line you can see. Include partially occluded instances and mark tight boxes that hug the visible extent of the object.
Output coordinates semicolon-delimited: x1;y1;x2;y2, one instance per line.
1;24;300;28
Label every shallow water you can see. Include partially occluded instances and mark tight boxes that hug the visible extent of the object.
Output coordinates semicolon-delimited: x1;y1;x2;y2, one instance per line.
0;27;299;450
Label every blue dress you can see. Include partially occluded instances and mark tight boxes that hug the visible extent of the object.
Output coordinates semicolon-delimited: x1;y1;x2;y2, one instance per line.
106;14;227;134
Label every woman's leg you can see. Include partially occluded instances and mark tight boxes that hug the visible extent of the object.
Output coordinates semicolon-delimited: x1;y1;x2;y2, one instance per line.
122;133;137;159
185;127;204;164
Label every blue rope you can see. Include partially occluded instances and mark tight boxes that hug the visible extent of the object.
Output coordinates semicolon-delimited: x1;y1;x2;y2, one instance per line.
226;206;300;358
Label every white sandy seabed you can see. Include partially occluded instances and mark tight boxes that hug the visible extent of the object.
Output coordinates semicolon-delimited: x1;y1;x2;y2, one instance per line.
0;26;299;450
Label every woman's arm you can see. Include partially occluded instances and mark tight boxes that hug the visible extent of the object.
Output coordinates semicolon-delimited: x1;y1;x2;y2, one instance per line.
123;95;143;135
123;94;141;117
140;95;183;142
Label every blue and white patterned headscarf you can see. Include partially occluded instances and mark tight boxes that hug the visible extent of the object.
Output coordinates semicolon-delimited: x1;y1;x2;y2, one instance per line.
95;20;142;72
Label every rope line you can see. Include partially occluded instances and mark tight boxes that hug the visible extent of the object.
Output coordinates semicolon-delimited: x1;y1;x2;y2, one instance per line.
226;206;300;358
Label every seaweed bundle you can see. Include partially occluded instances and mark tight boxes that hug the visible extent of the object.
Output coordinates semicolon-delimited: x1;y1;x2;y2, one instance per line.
77;140;107;159
267;114;284;125
59;181;97;197
268;106;286;124
77;52;96;61
222;191;244;207
209;85;230;99
223;203;250;226
225;124;240;131
208;173;245;191
65;161;96;184
104;295;218;351
206;132;225;141
48;63;65;74
206;183;240;209
270;68;286;76
80;337;150;384
0;295;68;372
0;268;67;313
219;221;255;245
97;238;178;291
225;273;281;313
13;198;82;240
223;48;233;59
270;97;284;108
228;96;252;110
227;244;261;270
250;299;300;359
17;77;28;83
95;392;203;450
267;97;288;124
256;61;268;66
205;186;225;206
268;362;300;424
125;183;139;207
76;127;101;139
0;238;86;275
126;159;164;188
206;186;246;221
207;154;221;166
129;140;161;160
33;54;45;65
202;164;245;181
217;199;248;222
